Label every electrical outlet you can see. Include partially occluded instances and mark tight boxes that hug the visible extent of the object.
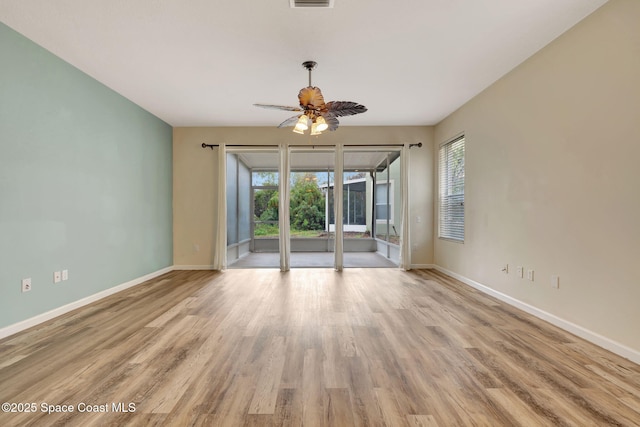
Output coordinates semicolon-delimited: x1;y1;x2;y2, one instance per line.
21;278;32;293
516;266;523;278
527;269;534;281
54;271;62;283
501;264;509;274
551;275;560;289
62;270;69;281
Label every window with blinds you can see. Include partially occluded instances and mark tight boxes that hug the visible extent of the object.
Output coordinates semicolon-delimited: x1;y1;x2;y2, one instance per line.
375;182;394;223
439;135;465;241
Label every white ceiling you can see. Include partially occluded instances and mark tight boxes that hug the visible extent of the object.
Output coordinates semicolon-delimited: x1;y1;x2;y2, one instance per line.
0;0;607;127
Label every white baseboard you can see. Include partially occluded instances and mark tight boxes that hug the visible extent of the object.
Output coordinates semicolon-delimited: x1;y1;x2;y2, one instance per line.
433;265;640;365
411;263;436;270
173;265;217;270
0;266;174;340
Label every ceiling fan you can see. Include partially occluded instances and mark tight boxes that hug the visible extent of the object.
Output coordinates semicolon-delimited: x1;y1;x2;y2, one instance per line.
254;61;367;135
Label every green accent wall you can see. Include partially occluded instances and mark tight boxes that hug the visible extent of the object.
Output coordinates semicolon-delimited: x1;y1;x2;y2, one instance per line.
0;23;173;329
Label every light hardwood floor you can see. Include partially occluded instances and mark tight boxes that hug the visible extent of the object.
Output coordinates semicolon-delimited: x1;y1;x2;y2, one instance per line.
1;268;639;426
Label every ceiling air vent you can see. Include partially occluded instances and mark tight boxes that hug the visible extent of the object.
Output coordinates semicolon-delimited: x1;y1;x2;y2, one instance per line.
290;0;334;8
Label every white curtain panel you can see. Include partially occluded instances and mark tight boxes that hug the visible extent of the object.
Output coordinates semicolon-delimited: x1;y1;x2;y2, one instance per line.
334;145;344;271
213;143;227;270
398;144;411;270
278;144;291;272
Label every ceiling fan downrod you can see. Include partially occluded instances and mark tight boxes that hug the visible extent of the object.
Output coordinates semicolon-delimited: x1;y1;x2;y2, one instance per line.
302;61;317;87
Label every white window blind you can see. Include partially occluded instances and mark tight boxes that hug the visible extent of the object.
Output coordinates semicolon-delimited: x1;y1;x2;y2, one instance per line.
439;136;465;241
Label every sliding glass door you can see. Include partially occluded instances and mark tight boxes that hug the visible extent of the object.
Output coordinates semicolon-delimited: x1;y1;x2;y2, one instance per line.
226;149;280;268
288;149;335;268
224;145;408;270
341;148;404;268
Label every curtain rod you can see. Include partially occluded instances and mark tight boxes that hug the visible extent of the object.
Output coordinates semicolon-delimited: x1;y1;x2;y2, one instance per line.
201;142;422;150
201;144;279;149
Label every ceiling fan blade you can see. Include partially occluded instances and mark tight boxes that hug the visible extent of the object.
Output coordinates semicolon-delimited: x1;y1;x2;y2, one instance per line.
324;101;367;117
254;104;303;112
298;87;325;109
278;115;302;128
324;115;340;131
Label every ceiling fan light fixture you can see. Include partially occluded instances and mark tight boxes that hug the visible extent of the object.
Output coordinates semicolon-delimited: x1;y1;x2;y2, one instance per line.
293;115;309;133
315;116;328;132
310;122;321;136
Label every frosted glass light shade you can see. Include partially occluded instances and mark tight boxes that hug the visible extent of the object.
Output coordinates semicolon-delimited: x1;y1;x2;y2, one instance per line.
315;116;328;132
294;115;309;132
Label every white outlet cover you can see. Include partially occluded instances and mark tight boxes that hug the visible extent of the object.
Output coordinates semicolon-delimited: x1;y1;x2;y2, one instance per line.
54;271;62;283
551;275;560;289
21;278;32;292
527;270;534;281
517;266;523;278
62;270;69;280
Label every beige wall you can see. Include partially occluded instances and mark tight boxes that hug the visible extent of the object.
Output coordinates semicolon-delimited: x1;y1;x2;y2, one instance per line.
434;0;640;355
173;126;434;268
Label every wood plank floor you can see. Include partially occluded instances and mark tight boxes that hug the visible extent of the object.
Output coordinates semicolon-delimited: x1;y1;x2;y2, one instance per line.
1;268;639;426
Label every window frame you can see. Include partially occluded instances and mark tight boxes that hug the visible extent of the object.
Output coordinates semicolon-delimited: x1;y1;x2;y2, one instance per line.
375;180;394;225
